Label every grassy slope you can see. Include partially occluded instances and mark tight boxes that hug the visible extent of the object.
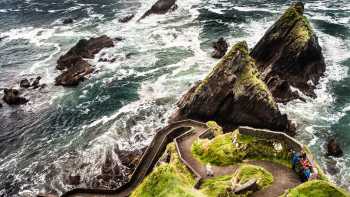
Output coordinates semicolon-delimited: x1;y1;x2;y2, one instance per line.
192;130;291;167
131;143;202;197
281;180;350;197
200;164;273;197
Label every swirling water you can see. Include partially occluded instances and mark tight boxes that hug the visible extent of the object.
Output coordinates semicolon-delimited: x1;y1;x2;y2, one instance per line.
0;0;349;196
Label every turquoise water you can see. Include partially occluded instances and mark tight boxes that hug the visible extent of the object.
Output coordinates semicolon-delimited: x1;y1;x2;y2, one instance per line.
0;0;349;196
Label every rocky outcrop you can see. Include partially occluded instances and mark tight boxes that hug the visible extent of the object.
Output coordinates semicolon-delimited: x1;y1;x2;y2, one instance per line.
57;35;114;70
250;2;326;103
170;41;293;133
119;14;135;23
55;35;114;86
3;89;28;105
20;77;44;89
138;0;177;21
327;138;343;157
20;79;31;89
55;59;94;86
212;37;229;59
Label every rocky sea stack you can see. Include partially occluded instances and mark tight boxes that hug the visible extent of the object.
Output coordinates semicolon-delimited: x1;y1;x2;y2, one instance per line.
251;2;326;103
171;41;292;133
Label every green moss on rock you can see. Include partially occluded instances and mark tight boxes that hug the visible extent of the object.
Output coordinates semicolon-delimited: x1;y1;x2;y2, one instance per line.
200;164;273;197
281;180;350;197
192;130;291;167
206;121;224;136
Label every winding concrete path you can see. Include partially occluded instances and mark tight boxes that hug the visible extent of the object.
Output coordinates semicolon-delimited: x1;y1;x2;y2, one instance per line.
61;120;207;197
174;127;301;197
60;120;301;197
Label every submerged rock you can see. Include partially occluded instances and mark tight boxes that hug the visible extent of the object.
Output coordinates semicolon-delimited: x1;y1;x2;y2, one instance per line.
55;35;114;86
20;79;31;89
3;88;28;105
327;138;343;157
170;41;292;133
138;0;177;21
62;18;74;24
119;14;135;23
250;2;326;103
211;37;229;59
55;59;94;86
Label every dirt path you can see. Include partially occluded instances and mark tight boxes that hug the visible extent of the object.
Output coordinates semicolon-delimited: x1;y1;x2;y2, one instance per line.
175;129;301;197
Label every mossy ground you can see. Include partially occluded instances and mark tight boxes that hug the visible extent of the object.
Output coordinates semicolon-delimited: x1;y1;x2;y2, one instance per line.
191;129;291;167
280;180;350;197
131;143;202;197
200;164;273;197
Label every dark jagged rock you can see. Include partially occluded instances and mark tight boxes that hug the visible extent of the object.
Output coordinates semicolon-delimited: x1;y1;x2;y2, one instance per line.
100;150;122;181
170;41;293;133
55;35;114;86
115;147;145;170
0;102;2;108
327;138;343;157
3;88;28;105
55;59;93;86
119;14;135;23
20;79;31;89
211;37;229;59
138;0;177;21
66;174;81;185
57;35;114;70
250;2;326;103
62;18;74;24
32;76;42;89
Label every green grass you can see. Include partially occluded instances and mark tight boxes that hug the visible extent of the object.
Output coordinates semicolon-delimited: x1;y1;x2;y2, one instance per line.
200;164;273;197
191;131;255;166
206;121;224;136
281;180;350;197
131;143;202;197
192;130;291;167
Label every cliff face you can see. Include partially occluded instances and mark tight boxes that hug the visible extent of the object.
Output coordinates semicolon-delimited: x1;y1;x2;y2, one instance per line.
171;41;291;133
251;2;326;102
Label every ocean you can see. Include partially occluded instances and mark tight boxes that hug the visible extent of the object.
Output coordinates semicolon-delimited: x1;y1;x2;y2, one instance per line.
0;0;349;196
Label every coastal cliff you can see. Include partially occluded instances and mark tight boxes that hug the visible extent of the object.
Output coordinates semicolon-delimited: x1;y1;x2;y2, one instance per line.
171;41;292;133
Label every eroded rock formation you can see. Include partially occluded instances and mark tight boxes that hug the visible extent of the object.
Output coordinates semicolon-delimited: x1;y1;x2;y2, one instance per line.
119;14;135;23
138;0;177;21
171;41;293;133
55;35;114;86
250;2;326;103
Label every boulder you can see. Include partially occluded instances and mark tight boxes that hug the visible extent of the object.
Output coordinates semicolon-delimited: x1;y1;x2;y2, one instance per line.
66;174;81;185
119;14;135;23
20;79;31;89
138;0;177;21
57;35;114;70
3;88;28;105
327;138;343;157
32;76;42;89
55;59;94;86
211;37;229;59
62;18;74;24
170;41;293;133
250;2;326;103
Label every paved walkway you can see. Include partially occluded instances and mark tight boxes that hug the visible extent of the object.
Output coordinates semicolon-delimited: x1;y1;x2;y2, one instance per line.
175;127;301;197
60;120;301;197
